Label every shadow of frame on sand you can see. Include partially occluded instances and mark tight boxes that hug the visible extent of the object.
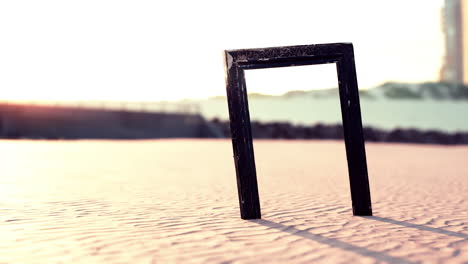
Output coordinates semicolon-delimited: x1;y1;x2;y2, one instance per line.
250;219;416;264
363;216;468;240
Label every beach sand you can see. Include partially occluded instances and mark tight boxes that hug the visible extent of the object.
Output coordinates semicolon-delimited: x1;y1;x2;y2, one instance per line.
1;139;467;263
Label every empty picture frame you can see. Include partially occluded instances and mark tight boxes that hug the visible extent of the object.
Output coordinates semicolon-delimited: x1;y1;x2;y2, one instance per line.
224;43;372;219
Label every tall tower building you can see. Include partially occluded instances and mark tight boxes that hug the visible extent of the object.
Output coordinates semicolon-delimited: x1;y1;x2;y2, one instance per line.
440;0;464;84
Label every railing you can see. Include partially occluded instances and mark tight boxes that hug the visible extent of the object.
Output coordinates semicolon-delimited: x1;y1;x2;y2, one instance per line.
0;100;202;115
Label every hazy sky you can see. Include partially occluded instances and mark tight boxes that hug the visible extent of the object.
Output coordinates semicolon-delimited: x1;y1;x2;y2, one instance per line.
0;0;444;101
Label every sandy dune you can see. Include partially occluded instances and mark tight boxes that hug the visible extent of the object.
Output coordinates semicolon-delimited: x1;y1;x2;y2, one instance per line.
1;139;467;263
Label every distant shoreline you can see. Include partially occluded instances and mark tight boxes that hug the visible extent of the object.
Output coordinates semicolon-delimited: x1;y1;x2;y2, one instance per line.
1;102;467;145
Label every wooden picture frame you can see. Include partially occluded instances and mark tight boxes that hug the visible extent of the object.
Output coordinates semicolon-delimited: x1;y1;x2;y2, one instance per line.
224;43;372;219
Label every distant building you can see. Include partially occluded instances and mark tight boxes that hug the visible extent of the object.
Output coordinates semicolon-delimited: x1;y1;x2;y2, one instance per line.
440;0;468;84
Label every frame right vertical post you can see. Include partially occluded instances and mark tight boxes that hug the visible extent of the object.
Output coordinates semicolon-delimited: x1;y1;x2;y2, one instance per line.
336;44;373;216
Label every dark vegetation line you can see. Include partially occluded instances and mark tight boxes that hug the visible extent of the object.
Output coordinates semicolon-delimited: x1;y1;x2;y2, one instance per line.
210;118;468;145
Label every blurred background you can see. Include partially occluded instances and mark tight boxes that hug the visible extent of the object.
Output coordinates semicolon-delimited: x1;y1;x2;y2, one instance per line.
0;0;467;143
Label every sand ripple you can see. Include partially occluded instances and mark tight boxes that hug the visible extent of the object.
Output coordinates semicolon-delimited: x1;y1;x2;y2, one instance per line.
1;140;467;263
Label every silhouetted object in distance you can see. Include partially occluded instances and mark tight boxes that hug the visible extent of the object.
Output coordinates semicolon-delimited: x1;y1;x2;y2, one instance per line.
224;43;372;219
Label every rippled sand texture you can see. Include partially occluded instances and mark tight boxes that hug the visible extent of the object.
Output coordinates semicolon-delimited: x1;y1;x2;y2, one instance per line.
1;139;467;264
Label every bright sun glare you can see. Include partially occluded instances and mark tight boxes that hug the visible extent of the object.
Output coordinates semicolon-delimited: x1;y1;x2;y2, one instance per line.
0;0;444;102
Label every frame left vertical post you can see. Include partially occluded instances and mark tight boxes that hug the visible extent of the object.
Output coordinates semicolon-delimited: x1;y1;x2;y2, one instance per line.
224;51;261;219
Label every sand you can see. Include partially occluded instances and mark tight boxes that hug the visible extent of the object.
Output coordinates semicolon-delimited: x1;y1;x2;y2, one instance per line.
1;139;467;263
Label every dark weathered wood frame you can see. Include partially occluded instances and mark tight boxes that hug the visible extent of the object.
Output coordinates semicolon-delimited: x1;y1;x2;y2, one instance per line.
224;43;372;219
